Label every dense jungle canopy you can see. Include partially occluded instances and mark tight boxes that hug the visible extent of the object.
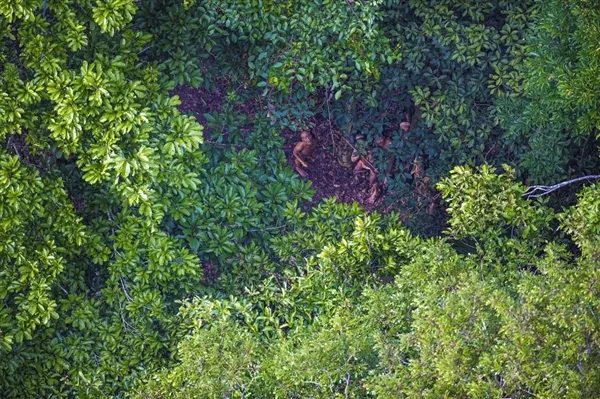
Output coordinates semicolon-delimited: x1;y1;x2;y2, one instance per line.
1;0;600;397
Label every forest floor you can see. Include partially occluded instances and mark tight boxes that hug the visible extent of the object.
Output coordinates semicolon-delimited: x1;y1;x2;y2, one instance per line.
280;122;385;211
172;84;386;211
171;84;226;127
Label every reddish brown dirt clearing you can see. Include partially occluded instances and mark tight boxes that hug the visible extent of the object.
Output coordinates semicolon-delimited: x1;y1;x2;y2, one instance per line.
171;85;224;126
172;85;387;211
281;121;386;211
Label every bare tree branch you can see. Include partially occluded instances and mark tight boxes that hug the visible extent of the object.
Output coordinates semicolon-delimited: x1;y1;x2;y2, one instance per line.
120;277;134;302
524;175;600;199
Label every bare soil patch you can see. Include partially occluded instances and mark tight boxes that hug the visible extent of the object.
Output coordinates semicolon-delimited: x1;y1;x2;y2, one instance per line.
171;84;225;126
281;121;387;211
172;85;387;211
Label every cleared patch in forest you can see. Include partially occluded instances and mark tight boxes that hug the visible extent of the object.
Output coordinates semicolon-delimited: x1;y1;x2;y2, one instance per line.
172;85;387;211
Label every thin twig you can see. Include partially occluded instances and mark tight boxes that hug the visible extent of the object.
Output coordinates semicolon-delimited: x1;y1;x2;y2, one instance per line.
137;45;152;55
248;223;289;233
524;175;600;198
336;133;377;172
343;373;351;399
325;87;336;154
120;277;134;302
203;140;243;149
303;380;322;389
117;300;137;332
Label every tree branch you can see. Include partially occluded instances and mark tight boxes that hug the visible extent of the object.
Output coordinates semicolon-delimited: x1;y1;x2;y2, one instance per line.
524;175;600;198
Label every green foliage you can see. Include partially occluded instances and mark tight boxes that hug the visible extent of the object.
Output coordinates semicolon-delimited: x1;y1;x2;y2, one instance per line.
140;0;548;214
523;0;600;135
0;0;212;395
0;0;337;394
320;0;541;212
260;311;378;399
561;184;600;258
140;304;259;399
2;0;600;397
140;0;399;93
521;126;571;183
140;166;600;398
367;241;600;398
497;0;600;183
437;164;553;242
0;155;85;349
